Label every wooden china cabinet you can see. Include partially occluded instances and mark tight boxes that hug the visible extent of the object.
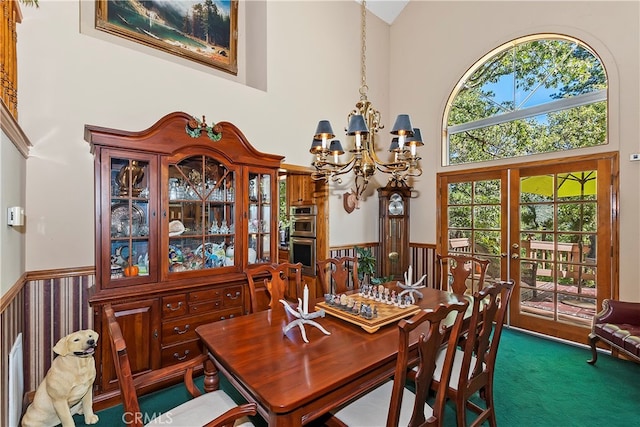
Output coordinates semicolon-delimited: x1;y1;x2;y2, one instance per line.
85;112;283;406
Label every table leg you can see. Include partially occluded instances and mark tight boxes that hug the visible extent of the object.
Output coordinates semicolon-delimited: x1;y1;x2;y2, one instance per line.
203;357;220;392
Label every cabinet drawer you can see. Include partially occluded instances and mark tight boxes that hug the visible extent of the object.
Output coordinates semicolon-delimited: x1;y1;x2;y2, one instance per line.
189;288;222;302
189;299;222;314
211;307;243;322
222;286;243;308
161;340;202;367
162;294;188;318
162;311;224;345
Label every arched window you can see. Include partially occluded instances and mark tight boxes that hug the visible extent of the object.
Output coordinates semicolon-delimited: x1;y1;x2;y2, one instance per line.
443;35;607;166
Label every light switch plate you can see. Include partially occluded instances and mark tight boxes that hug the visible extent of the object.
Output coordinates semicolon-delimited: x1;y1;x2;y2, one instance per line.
7;207;24;226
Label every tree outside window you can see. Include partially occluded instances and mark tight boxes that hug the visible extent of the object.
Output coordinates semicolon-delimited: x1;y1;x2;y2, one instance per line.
444;35;607;166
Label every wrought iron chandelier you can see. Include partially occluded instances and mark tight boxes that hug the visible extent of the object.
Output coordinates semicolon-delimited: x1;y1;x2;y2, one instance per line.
310;0;422;200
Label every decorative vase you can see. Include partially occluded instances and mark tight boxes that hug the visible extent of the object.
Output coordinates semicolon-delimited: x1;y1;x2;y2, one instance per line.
248;248;257;264
117;161;145;196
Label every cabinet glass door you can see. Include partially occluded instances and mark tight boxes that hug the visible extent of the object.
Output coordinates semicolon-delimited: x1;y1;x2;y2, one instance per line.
109;157;151;280
248;173;272;264
167;155;236;273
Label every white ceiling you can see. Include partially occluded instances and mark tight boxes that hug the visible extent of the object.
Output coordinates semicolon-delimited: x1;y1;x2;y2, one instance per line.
363;0;410;25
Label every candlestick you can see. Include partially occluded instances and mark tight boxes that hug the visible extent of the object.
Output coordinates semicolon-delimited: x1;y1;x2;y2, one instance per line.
303;284;309;314
398;265;427;303
280;299;331;343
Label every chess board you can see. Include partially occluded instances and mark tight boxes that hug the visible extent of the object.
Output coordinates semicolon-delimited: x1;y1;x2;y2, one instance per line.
315;293;420;333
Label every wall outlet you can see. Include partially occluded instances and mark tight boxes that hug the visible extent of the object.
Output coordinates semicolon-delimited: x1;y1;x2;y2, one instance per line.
630;153;640;161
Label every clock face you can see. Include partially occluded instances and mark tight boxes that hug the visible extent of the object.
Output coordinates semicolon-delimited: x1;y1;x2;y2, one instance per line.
388;193;404;215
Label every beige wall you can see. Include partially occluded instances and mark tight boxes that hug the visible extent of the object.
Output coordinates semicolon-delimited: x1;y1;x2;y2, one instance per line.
14;1;640;300
0;127;26;296
17;1;390;270
392;1;640;300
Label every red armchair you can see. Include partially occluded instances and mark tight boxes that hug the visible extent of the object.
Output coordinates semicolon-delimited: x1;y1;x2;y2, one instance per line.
588;299;640;365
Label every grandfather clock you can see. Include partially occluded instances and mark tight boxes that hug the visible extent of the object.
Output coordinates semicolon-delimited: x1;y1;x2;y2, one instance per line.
378;182;411;280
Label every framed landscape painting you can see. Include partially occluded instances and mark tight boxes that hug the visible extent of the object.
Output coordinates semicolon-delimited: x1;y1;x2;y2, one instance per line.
96;0;238;75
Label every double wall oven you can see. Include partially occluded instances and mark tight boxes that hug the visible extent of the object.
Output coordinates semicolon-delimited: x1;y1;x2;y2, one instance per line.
289;205;317;275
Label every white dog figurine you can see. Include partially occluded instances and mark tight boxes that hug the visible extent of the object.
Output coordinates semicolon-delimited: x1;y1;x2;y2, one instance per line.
22;329;99;427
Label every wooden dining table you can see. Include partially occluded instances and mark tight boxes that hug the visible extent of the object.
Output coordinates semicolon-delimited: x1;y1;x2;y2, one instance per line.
195;285;464;427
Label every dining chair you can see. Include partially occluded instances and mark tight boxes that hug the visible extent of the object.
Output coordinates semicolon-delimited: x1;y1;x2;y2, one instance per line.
104;304;257;427
316;256;359;295
437;253;491;296
431;280;515;427
331;299;470;427
244;262;303;313
437;253;491;329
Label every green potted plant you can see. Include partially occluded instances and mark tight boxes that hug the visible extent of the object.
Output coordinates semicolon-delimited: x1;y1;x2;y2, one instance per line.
354;246;375;285
354;246;396;286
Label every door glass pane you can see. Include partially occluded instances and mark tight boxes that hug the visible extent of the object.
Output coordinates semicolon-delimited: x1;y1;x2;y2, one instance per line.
110;158;151;280
168;156;235;273
248;172;272;265
446;178;502;283
519;170;597;326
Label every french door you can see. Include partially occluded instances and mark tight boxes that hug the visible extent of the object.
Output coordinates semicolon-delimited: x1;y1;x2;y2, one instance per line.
437;154;617;343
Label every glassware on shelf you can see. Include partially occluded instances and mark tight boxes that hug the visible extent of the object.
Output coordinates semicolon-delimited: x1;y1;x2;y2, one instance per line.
138;224;149;236
210;221;219;234
249;177;258;201
260;175;271;202
169;178;179;200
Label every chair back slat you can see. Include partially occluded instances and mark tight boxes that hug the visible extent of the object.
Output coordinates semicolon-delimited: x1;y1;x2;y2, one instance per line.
317;256;359;295
245;262;303;312
459;280;514;396
437;253;490;295
105;304;144;427
388;300;469;427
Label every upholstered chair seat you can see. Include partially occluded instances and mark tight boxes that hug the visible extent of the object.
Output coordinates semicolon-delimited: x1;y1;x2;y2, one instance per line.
588;299;640;364
146;391;254;426
333;381;434;426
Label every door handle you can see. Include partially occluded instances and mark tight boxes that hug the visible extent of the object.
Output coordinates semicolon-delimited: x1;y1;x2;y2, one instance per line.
511;253;520;259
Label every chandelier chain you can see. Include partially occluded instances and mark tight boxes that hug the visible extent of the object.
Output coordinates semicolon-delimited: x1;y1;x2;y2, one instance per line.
360;0;367;99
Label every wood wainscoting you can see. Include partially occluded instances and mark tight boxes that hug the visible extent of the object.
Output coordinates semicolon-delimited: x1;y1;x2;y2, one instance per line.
329;242;437;289
0;268;95;409
1;273;27;427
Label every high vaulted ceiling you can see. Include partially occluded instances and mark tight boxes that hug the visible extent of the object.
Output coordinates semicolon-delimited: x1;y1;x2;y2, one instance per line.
363;0;410;25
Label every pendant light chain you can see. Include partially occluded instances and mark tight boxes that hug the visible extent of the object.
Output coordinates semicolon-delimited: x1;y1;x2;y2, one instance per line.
359;0;368;100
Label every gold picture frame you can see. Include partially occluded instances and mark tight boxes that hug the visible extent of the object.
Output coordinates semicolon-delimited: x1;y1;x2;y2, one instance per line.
96;0;238;75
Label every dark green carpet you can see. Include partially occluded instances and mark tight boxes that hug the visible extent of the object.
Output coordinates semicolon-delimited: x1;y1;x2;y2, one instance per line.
73;328;639;426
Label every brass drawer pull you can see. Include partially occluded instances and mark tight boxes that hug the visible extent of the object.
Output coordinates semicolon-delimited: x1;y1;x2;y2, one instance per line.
166;302;183;311
226;291;241;299
173;325;190;335
173;350;190;361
